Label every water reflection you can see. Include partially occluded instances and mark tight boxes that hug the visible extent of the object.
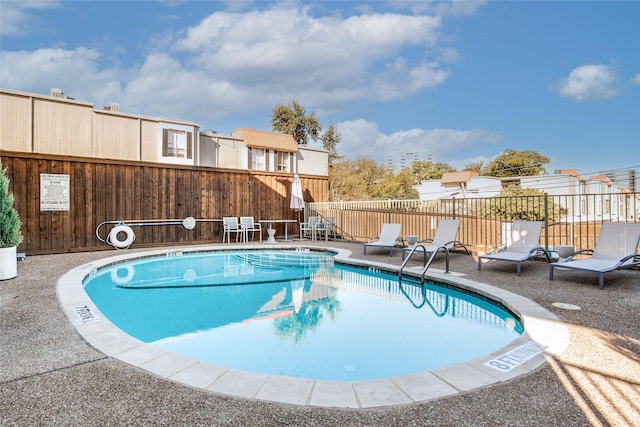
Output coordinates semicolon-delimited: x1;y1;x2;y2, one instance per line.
273;279;340;344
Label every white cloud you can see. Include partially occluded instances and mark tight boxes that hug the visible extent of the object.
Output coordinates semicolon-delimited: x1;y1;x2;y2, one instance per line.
168;5;449;108
1;3;459;125
335;119;502;167
0;1;61;36
390;0;487;17
631;73;640;85
556;64;620;101
0;48;122;102
1;3;477;134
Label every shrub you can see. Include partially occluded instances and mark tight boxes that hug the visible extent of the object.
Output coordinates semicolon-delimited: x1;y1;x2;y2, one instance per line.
479;186;564;222
0;161;24;248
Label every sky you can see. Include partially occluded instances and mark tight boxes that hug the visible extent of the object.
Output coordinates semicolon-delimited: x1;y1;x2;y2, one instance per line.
1;0;639;179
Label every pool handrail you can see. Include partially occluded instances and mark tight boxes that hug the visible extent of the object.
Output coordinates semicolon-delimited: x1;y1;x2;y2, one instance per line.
399;244;451;284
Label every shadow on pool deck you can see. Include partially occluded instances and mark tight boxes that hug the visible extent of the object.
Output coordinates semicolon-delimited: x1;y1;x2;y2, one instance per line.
1;240;639;426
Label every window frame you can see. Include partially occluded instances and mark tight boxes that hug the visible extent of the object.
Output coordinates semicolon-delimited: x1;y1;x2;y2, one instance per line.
159;122;194;165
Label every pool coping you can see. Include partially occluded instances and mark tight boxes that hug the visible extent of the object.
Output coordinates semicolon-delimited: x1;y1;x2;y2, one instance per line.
56;244;569;409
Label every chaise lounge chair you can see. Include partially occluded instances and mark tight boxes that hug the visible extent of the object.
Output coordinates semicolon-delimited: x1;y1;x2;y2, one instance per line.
364;223;402;256
478;221;550;276
402;219;470;260
549;222;640;289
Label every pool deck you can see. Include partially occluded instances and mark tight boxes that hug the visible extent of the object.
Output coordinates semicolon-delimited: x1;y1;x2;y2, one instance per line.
2;240;639;426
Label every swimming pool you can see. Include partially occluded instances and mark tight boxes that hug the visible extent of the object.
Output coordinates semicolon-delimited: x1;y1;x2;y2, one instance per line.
59;245;569;408
82;249;523;381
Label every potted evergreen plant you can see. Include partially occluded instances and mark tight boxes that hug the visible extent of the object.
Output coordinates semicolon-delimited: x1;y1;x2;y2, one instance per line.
0;160;23;280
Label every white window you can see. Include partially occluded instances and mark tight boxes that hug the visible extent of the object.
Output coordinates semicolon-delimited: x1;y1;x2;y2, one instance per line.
159;122;194;165
276;151;290;172
250;148;266;171
164;130;190;158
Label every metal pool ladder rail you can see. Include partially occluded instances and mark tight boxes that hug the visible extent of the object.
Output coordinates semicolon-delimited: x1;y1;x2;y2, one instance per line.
399;244;450;284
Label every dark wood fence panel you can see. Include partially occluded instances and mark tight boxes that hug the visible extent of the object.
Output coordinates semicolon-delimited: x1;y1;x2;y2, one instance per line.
1;152;328;255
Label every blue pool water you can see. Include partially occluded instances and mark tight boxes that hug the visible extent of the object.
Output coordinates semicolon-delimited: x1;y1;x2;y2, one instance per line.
83;250;523;381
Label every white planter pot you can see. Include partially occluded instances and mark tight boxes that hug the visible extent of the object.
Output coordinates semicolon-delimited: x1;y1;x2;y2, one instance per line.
0;246;18;280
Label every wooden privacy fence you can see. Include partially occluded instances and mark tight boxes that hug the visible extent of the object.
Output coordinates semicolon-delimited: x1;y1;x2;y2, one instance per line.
1;151;328;254
307;195;640;254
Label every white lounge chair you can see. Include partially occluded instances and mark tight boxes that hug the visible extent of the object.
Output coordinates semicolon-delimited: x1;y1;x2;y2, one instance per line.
364;223;402;256
549;222;640;289
240;216;262;242
402;219;470;260
478;221;550;275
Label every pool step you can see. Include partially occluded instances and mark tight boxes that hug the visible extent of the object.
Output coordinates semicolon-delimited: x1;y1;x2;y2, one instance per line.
234;251;334;270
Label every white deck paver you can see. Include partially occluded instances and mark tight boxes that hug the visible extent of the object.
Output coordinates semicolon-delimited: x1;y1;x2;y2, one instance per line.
309;381;359;408
255;375;315;405
170;361;227;389
392;372;459;402
353;379;413;407
207;369;269;399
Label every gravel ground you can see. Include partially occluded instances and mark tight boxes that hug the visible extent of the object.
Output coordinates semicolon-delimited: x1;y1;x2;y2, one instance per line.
1;241;639;426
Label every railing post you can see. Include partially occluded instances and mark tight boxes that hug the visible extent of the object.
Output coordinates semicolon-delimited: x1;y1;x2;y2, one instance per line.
544;193;549;250
452;198;457;219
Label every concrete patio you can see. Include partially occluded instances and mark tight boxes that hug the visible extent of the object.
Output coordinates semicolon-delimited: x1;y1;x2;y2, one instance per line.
1;240;638;426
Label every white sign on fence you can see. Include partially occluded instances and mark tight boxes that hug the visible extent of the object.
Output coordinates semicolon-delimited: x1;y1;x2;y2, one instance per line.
40;173;70;211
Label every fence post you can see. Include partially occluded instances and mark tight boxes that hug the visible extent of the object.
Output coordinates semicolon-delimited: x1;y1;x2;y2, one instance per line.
340;200;344;239
544;193;549;250
452;198;457;219
387;198;392;223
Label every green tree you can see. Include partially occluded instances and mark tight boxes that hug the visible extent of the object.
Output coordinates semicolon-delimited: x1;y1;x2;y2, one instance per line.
481;149;549;177
271;100;321;145
464;161;484;173
479;186;564;221
0;161;24;248
329;159;388;201
371;168;419;200
329;160;418;201
321;124;343;168
411;161;456;181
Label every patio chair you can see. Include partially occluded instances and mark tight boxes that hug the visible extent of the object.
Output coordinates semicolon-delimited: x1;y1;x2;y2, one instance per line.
223;217;246;244
402;219;470;260
316;216;337;241
240;216;262;242
478;221;550;276
549;222;640;289
300;216;321;240
364;223;403;256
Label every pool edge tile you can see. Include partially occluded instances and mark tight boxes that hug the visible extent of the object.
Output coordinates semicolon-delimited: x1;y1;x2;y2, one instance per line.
392;372;459;402
255;375;315;405
308;380;360;408
353;380;413;408
207;369;269;399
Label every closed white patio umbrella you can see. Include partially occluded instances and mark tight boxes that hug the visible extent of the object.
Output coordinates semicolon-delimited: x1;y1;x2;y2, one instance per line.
290;174;305;237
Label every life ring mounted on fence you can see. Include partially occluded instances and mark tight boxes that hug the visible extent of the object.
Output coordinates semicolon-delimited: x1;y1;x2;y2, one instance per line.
107;225;136;249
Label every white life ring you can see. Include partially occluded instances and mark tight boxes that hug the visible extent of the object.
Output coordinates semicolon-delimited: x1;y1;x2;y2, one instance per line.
108;225;136;249
182;216;196;230
111;265;135;285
